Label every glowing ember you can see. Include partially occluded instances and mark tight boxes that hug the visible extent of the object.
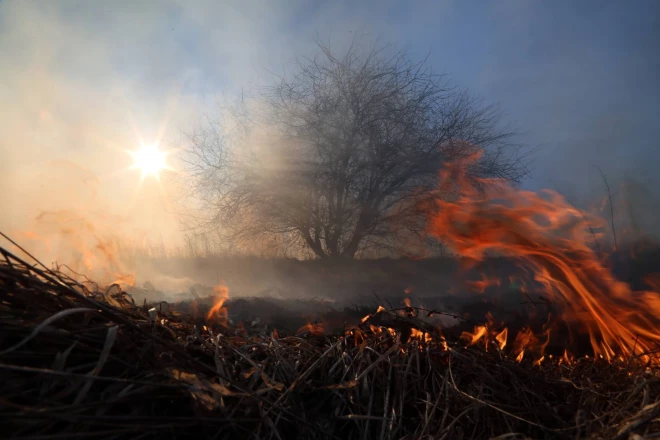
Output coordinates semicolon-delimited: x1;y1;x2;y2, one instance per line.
427;149;660;364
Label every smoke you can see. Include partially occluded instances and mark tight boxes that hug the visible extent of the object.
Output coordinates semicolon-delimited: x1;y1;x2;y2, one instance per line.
1;0;658;292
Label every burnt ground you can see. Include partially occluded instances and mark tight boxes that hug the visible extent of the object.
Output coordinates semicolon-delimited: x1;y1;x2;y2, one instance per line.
132;240;660;359
2;240;660;439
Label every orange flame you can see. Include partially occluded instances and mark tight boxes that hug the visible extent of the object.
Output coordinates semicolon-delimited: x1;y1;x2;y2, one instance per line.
495;327;508;350
428;150;660;363
369;324;383;335
410;328;433;343
467;273;501;293
296;321;324;336
461;325;508;351
206;283;230;325
644;273;660;292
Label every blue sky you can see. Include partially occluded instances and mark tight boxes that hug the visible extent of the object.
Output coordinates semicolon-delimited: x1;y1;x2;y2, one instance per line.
1;0;659;244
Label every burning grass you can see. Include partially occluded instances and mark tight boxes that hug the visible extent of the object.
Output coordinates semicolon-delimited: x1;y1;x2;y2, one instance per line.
1;245;659;440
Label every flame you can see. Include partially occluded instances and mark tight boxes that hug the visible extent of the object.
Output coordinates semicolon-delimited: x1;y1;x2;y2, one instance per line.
512;327;551;362
361;305;387;324
495;327;508;350
467;273;501;293
461;311;508;351
410;328;433;343
296;321;325;336
403;297;411;308
206;283;230;325
644;273;660;292
462;325;488;346
461;325;508;351
427;150;660;363
369;324;383;335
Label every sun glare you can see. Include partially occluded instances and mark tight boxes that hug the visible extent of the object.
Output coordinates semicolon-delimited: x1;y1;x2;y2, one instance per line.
130;143;169;178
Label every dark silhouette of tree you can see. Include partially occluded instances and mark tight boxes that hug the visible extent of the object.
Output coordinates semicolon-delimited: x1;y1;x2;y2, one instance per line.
185;40;529;259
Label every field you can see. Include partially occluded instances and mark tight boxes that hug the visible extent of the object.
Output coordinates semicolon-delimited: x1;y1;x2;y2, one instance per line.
2;239;660;439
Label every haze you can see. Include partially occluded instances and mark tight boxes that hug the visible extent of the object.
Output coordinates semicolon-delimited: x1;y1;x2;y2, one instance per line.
1;0;658;295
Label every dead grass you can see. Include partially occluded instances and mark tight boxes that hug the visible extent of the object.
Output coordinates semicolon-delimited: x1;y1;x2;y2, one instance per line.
1;244;659;440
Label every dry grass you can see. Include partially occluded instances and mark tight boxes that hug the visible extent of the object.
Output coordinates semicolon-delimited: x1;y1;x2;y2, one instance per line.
1;244;659;440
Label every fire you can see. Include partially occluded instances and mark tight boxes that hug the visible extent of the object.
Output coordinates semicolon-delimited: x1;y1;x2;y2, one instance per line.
206;283;230;325
644;273;660;292
461;311;508;351
296;321;325;336
410;328;432;343
467;273;501;293
461;325;508;351
495;327;508;350
369;324;383;335
428;150;660;363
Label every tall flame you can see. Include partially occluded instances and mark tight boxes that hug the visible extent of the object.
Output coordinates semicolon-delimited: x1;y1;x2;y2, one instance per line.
428;150;660;363
206;283;230;325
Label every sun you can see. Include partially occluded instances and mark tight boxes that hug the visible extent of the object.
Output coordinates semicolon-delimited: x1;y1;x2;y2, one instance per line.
129;143;169;178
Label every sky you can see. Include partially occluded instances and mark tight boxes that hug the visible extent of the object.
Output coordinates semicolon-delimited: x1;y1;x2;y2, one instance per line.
1;0;659;261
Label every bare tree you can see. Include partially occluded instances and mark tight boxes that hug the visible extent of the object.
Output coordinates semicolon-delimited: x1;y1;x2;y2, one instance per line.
184;40;529;259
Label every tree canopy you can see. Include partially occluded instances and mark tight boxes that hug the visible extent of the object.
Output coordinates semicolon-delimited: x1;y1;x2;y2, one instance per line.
184;40;530;259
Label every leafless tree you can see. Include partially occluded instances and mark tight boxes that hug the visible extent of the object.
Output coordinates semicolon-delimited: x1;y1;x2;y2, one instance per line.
184;40;530;259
